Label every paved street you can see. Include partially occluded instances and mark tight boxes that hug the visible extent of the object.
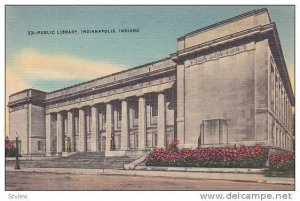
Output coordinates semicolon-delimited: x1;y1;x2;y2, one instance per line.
5;171;293;191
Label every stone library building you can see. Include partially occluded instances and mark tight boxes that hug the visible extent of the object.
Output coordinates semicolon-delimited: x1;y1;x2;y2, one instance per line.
8;9;294;157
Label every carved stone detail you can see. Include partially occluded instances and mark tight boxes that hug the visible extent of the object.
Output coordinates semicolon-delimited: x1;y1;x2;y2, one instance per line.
185;44;247;67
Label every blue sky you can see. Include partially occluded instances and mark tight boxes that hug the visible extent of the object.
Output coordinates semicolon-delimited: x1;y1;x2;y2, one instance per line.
6;5;294;92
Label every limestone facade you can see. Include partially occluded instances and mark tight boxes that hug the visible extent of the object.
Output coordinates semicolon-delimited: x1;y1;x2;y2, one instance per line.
8;9;294;156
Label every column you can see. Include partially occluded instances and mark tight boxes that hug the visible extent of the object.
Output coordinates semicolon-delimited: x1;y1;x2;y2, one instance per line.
28;103;32;155
67;110;75;152
287;104;290;132
285;95;288;127
91;106;99;152
121;100;129;150
106;103;112;151
281;88;284;123
273;66;276;112
275;76;278;116
272;121;276;146
278;84;280;120
283;93;286;125
56;112;63;154
46;114;52;156
290;105;292;132
157;92;166;148
275;128;279;146
176;64;185;145
78;108;86;152
280;131;283;148
138;97;146;149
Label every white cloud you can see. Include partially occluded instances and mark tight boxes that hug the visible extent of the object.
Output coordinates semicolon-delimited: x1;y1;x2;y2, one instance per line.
10;48;126;81
6;49;126;135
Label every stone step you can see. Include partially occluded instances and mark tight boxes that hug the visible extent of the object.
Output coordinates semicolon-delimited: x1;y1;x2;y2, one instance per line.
66;152;105;159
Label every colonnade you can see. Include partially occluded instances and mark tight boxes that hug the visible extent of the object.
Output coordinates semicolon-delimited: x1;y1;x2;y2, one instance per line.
46;92;167;155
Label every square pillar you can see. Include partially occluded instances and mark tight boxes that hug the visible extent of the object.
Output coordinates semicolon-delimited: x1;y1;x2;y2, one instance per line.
138;97;146;149
106;103;112;151
67;110;75;152
56;113;63;154
121;100;129;150
276;128;279;147
176;64;185;145
78;108;86;152
272;121;276;146
91;106;99;152
45;114;52;156
157;92;166;148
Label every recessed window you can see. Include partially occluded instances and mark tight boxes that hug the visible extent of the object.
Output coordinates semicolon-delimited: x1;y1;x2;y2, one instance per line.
75;117;79;134
152;102;158;117
134;108;139;119
86;114;91;133
38;141;42;151
117;104;122;121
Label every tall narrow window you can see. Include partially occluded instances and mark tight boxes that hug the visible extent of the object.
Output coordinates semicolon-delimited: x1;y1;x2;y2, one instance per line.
134;108;139;119
75;117;79;134
63;118;68;134
151;102;158;116
38;141;42;151
86;114;91;133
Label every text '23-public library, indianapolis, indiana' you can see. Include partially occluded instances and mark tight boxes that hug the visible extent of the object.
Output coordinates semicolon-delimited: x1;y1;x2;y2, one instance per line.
8;9;295;157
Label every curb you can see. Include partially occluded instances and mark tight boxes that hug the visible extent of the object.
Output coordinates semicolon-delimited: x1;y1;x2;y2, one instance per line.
135;166;268;174
5;167;294;186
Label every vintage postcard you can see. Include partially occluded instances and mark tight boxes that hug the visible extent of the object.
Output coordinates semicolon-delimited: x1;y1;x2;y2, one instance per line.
5;5;295;195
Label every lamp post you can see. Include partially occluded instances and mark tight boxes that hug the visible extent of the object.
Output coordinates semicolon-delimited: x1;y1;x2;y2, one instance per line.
15;133;20;170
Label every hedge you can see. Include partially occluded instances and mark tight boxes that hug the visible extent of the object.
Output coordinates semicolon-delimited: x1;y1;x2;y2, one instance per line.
269;152;295;171
145;144;268;168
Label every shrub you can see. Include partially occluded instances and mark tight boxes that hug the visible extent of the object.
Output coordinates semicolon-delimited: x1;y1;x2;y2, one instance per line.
269;152;295;171
5;138;17;157
165;140;179;152
145;144;268;168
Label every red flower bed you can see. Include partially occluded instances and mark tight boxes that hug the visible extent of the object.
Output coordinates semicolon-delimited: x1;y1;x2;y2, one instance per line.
165;140;179;152
269;152;295;171
145;144;268;168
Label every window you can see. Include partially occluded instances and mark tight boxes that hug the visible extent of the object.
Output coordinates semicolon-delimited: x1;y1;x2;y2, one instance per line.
63;118;68;134
118;104;122;121
151;102;158;116
86;114;91;133
103;110;106;123
75;117;79;134
134;108;138;119
38;141;42;151
119;112;122;121
146;131;157;148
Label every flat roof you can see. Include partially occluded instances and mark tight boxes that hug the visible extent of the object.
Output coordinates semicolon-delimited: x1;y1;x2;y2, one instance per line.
177;8;270;41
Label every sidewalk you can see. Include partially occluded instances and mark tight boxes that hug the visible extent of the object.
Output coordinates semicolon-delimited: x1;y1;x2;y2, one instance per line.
5;166;294;186
5;157;58;161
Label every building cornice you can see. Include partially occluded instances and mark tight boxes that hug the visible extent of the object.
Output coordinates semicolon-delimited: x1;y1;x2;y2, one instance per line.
7;97;44;108
45;65;176;105
176;23;274;58
177;8;270;41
